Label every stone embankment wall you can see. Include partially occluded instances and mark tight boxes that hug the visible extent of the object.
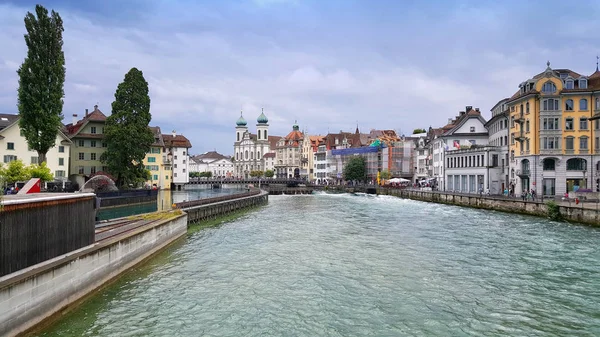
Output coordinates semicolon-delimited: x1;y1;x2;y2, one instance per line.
380;188;600;226
0;213;188;337
181;189;268;223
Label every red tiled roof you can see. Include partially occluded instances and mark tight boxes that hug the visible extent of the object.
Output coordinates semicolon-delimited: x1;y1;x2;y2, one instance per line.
64;105;107;136
268;135;281;150
263;152;275;158
163;134;192;148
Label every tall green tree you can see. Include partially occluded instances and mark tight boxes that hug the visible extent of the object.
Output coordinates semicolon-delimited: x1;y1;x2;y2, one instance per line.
344;156;367;182
17;5;65;164
101;68;154;188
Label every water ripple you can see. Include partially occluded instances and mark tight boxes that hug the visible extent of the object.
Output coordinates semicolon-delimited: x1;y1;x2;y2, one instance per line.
42;193;600;336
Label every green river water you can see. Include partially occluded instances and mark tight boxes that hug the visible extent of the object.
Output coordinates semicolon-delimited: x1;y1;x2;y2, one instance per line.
39;193;600;336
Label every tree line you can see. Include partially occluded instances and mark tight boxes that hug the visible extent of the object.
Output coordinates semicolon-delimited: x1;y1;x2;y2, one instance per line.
11;5;154;189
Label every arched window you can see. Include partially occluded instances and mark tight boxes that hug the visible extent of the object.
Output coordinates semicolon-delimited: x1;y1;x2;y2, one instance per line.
543;158;556;171
580;99;588;110
245;150;248;160
566;158;587;171
237;133;240;141
251;152;253;159
265;130;268;138
257;151;261;158
520;104;523;113
565;79;574;89
565;99;574;111
542;81;557;93
521;159;530;174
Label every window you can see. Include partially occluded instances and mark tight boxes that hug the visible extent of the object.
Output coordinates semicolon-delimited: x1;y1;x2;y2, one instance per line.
542;81;557;93
511;116;515;128
183;151;186;155
580;118;588;130
565;118;574;130
3;155;17;163
59;158;64;166
91;140;96;147
520;104;523;113
174;173;178;177
580;137;589;150
91;126;96;134
526;139;530;151
580;99;588;110
565;99;574;111
91;153;97;161
580;79;588;89
566;136;574;150
7;142;14;150
78;166;84;174
165;175;169;180
237;133;240;141
174;164;177;168
148;157;156;163
526;120;530;133
566;158;587;171
153;174;158;181
543;158;555;171
55;170;65;177
597;137;600;150
492;154;499;167
78;140;84;147
470;126;475;132
183;168;186;173
58;146;65;153
90;166;96;174
597;98;600;110
174;155;178;160
543;137;560;149
30;156;38;164
151;148;161;154
79;152;84;160
543;99;559;111
565;80;574;89
526;102;530;113
102;142;107;148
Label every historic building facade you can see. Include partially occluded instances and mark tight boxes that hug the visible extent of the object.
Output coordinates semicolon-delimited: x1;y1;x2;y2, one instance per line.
233;110;275;179
275;121;304;178
508;62;600;196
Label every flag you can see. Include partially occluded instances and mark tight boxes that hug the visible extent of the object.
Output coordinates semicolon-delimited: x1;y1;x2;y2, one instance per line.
443;141;449;151
453;140;460;149
464;140;472;148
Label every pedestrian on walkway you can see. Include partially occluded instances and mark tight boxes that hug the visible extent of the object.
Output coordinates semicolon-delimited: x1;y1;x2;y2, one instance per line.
531;189;536;201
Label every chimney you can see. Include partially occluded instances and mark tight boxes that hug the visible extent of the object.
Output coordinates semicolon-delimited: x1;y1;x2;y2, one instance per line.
94;104;98;110
475;108;480;113
85;108;89;117
72;114;78;125
459;111;465;116
172;130;176;137
448;118;453;124
466;106;473;112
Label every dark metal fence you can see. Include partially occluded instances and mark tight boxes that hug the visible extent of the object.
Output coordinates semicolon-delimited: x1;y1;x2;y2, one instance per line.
0;195;96;277
175;189;261;209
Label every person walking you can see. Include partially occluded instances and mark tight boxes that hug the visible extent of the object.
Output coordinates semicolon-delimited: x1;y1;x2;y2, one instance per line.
531;189;536;201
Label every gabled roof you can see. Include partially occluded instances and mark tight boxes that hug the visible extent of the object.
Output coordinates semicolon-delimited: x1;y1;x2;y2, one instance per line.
0;113;71;143
268;135;281;150
443;109;487;136
193;151;228;161
263;152;276;158
64;105;108;138
163;134;192;148
149;126;165;147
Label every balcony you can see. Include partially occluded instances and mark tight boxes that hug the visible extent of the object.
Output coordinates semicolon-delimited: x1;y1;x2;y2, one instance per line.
515;113;525;123
515;133;527;142
516;169;530;177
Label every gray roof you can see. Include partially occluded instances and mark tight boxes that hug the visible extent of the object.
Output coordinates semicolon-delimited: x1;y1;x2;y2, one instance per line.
0;114;19;130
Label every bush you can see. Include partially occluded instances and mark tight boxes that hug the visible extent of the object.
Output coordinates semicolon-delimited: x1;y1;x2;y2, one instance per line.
546;200;562;221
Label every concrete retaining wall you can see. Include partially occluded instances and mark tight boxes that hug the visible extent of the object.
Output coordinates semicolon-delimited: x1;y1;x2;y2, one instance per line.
184;189;268;223
0;213;188;337
380;188;600;226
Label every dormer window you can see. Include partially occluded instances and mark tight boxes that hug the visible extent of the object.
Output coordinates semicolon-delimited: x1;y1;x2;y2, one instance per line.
580;79;588;89
542;81;557;93
565;80;574;89
560;73;568;79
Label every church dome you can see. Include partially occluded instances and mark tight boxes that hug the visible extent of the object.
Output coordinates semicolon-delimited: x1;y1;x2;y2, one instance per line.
257;109;268;124
236;112;247;126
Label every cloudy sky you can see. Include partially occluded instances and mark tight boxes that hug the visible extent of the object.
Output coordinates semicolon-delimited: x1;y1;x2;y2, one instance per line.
1;0;599;155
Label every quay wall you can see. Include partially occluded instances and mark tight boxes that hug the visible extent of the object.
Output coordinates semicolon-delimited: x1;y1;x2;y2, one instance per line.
0;212;188;337
380;188;600;226
182;189;269;223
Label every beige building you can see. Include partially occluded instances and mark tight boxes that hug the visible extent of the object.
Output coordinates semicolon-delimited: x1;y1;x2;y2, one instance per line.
0;114;72;181
275;122;304;178
64;105;108;186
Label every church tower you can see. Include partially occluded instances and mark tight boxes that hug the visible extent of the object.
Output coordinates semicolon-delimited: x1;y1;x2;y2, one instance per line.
235;111;247;143
256;108;269;142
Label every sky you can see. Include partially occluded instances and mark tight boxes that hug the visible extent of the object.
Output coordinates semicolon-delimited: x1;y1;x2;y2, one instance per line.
1;0;600;155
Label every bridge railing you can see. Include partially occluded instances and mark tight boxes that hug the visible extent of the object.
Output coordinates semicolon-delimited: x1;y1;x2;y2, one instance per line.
175;189;261;209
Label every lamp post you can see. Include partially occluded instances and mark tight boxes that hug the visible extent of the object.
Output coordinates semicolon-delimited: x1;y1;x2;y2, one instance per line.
541;172;544;202
584;169;587;190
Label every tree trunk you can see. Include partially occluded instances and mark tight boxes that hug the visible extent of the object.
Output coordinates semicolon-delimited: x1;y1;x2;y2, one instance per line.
37;151;47;164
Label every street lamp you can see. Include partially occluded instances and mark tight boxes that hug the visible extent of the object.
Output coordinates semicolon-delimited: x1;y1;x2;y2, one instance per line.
583;169;587;190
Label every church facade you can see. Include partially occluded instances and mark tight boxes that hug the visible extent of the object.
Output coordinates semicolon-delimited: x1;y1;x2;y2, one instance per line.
233;109;278;179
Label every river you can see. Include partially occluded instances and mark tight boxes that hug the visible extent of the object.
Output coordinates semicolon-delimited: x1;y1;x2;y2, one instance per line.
40;192;600;336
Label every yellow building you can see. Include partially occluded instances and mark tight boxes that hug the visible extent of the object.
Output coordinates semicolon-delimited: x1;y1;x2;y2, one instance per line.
508;61;599;196
143;126;171;189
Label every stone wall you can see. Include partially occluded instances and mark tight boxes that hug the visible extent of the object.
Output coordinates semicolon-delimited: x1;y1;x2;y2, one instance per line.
380;188;600;226
184;189;269;223
0;213;188;337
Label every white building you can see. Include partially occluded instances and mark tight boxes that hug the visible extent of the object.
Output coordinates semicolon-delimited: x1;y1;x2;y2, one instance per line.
163;131;191;190
233;109;279;179
314;143;328;184
412;134;429;183
485;98;510;193
431;106;489;190
190;151;234;178
445;146;504;194
0;114;72;181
